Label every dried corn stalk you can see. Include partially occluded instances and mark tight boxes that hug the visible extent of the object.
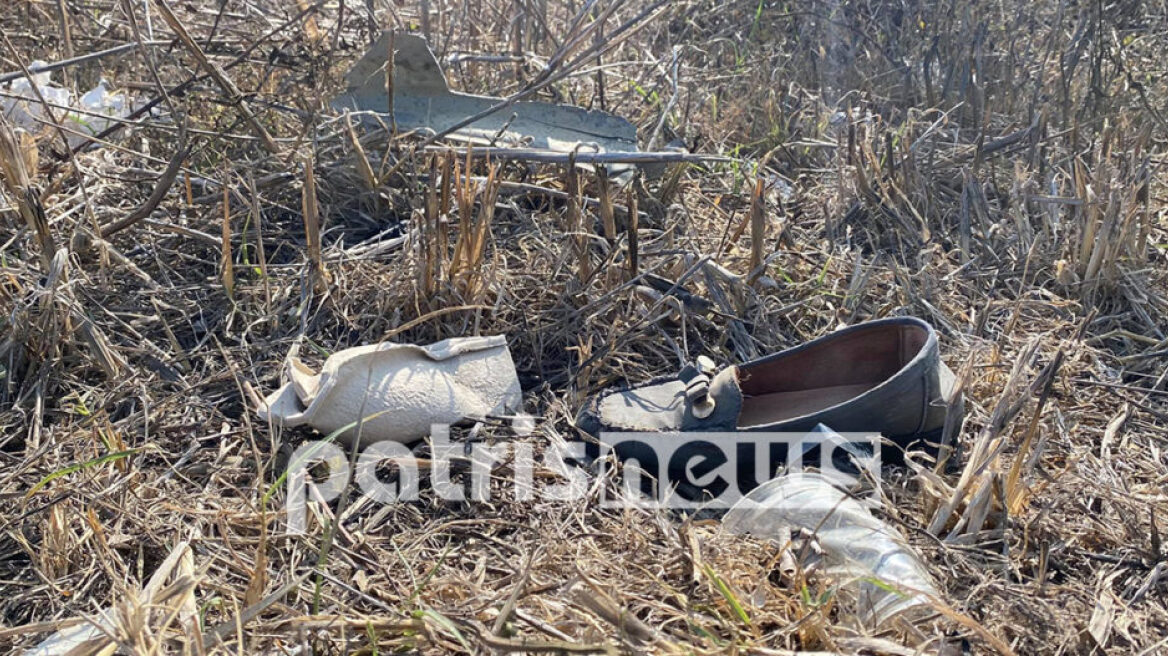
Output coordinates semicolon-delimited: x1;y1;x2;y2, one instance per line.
0;116;53;271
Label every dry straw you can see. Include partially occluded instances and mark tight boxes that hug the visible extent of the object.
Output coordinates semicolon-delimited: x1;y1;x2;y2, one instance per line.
1;0;1166;654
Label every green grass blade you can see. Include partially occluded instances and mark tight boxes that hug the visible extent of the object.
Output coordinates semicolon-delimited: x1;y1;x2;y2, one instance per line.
702;563;751;625
26;448;143;499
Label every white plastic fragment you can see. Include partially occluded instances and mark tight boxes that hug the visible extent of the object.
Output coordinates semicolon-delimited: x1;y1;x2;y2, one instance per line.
26;541;195;656
258;335;523;446
1;63;131;147
723;470;940;627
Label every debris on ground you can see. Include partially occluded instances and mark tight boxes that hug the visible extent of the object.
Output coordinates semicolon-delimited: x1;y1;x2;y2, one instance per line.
724;469;940;628
1;64;130;147
1;1;1166;654
258;336;522;446
334;32;638;156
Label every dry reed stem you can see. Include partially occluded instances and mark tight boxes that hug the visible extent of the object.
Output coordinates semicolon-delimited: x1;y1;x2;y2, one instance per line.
626;182;639;277
596;166;616;240
151;0;281;155
564;163;591;284
748;176;765;278
220;175;235;299
301;158;329;293
0;116;53;270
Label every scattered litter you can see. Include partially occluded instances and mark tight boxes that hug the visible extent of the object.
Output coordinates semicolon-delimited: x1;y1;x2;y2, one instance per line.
334;32;639;157
723;468;939;627
258;335;522;446
26;541;196;656
1;64;130;147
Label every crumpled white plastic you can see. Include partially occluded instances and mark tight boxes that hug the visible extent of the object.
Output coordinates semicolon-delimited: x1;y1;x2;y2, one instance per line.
724;469;940;628
1;62;131;147
258;335;523;446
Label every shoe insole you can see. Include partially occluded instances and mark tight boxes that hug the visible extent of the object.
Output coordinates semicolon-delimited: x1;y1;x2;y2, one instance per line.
737;383;875;428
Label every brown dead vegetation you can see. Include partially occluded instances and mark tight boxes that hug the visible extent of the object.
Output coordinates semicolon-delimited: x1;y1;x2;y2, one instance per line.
1;0;1167;653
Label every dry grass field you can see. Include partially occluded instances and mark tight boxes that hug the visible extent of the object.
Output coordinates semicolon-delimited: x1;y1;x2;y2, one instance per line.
1;0;1167;653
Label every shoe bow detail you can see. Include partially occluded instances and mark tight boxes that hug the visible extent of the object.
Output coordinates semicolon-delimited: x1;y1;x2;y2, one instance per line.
678;355;718;419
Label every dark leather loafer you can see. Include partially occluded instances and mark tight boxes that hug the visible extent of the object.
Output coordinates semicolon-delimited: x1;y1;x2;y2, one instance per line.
576;316;961;457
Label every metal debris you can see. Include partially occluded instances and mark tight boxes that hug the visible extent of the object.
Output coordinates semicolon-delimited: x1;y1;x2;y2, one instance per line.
334;32;639;157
